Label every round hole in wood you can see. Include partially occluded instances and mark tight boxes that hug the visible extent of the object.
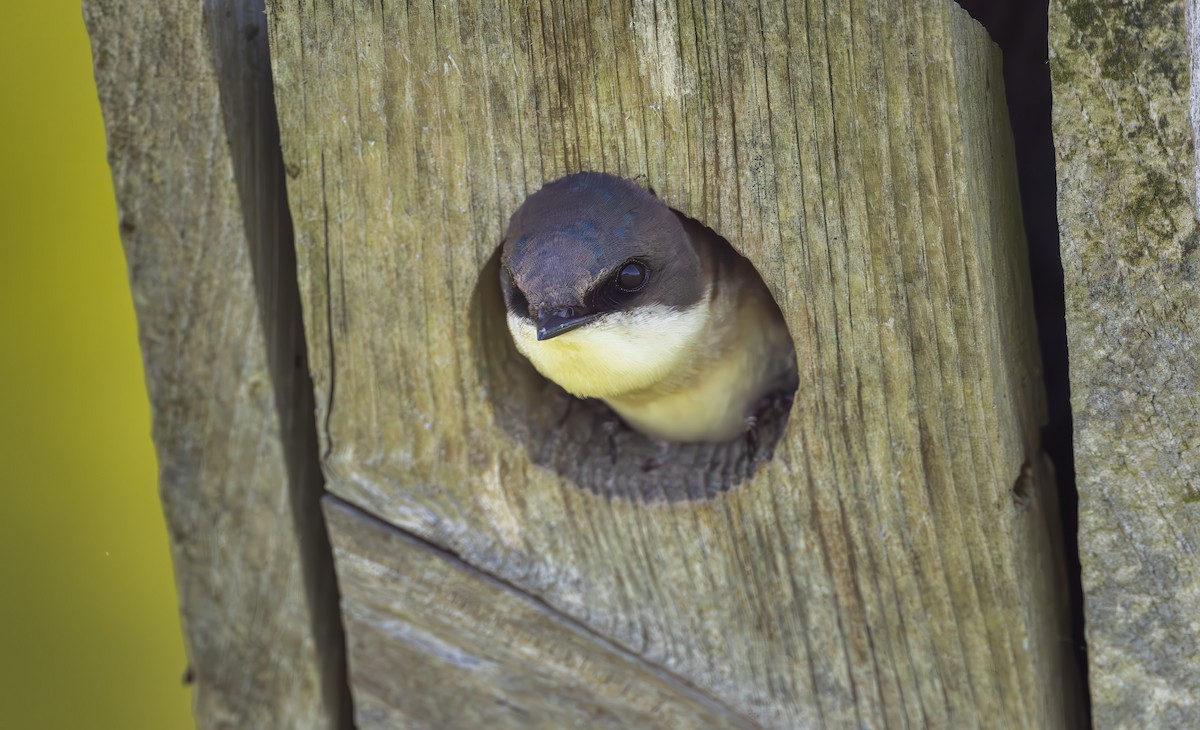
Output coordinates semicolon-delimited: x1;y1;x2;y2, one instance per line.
470;205;796;502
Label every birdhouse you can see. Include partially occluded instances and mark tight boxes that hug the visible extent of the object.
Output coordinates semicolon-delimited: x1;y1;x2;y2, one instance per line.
100;0;1200;725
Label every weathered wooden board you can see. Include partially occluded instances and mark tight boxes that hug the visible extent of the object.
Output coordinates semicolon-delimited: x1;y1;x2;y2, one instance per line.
86;1;349;726
1051;0;1200;725
325;496;753;728
268;0;1076;725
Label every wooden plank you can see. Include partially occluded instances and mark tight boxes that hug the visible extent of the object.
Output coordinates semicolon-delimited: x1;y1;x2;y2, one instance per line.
325;495;753;728
267;0;1077;725
85;1;350;726
1050;0;1200;725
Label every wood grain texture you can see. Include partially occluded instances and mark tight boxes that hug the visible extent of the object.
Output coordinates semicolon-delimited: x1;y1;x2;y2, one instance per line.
1051;0;1200;726
267;0;1076;725
85;1;350;727
325;495;754;729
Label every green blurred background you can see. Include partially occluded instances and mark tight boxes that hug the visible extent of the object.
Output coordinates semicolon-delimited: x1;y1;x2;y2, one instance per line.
0;2;195;728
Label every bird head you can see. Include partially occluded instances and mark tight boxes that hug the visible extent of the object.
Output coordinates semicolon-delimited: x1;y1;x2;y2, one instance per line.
500;172;710;398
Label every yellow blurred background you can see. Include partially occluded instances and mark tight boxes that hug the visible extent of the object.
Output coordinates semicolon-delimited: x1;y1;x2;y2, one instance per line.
0;3;195;728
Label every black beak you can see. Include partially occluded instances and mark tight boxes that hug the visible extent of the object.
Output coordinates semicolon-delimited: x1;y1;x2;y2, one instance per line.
536;308;600;340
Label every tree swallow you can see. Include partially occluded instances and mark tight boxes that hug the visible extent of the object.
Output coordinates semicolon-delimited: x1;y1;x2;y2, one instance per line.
501;172;797;443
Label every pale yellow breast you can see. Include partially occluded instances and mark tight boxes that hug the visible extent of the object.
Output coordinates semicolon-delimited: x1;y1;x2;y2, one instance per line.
605;344;761;441
506;288;789;442
506;303;710;400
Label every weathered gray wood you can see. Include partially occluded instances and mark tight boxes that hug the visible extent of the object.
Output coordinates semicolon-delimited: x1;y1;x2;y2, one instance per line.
268;0;1077;726
325;495;754;729
1051;0;1200;725
85;1;349;727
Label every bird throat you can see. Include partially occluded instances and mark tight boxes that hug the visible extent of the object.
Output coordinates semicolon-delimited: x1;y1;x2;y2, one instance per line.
506;301;711;402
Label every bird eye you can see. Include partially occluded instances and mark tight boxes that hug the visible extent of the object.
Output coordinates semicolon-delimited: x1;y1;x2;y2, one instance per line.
615;260;648;292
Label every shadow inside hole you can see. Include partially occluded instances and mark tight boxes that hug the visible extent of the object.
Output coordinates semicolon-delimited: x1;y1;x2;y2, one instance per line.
470;220;795;502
